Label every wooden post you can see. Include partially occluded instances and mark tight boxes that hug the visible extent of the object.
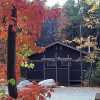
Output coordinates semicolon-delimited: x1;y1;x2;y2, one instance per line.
7;5;18;98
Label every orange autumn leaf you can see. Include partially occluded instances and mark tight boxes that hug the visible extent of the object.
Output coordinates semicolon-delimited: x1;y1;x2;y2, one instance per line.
0;31;7;40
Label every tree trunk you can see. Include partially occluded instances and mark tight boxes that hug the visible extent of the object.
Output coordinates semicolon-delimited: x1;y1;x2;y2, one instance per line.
7;5;18;98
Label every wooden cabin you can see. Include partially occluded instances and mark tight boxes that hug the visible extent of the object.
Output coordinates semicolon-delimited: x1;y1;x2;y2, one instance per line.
22;41;89;86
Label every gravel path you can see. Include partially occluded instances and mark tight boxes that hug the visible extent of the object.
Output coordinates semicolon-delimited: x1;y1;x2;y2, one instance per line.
48;87;100;100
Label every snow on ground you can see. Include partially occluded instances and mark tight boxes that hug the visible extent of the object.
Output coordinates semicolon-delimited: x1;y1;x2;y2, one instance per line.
48;87;100;100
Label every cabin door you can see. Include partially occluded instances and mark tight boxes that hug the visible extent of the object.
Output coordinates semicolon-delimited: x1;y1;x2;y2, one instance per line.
45;60;69;86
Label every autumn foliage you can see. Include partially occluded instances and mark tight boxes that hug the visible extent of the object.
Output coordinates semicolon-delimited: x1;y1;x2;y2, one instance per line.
6;84;54;100
0;0;46;80
0;64;7;84
0;0;66;81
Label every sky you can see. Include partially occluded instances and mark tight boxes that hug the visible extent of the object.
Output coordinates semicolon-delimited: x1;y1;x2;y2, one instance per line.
28;0;67;7
45;0;67;7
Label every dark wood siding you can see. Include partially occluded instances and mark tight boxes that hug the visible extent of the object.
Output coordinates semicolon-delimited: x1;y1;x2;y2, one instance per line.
24;42;88;86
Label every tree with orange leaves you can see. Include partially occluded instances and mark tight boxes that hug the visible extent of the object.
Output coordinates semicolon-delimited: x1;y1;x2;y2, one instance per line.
0;0;45;82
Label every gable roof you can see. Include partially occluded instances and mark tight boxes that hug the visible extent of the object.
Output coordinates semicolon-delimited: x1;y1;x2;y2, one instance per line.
28;41;88;59
45;41;87;55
